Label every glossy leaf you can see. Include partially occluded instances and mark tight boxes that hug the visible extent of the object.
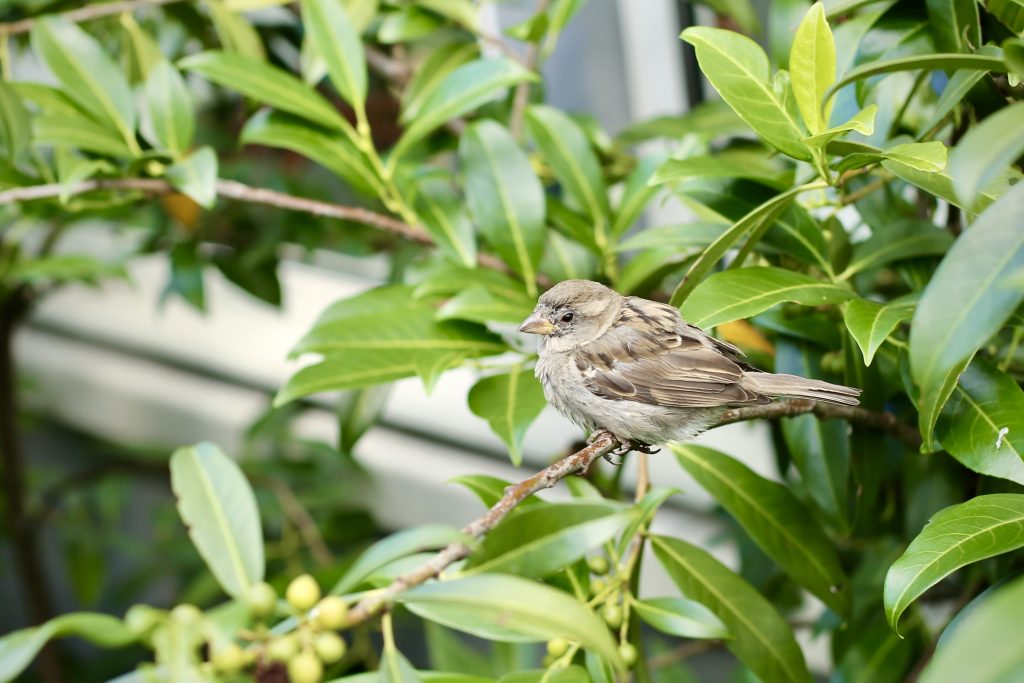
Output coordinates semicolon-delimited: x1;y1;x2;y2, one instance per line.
827;53;1007;104
681;266;853;329
413;174;477;268
142;61;194;156
399;575;624;669
681;27;810;161
0;613;136;683
617;222;726;252
884;493;1024;633
935;359;1024;486
31;17;137;150
380;645;423;683
438;286;533;326
909;183;1024;449
790;2;835;134
612;153;665;237
333;525;467;594
460;120;546;296
673;444;849;614
650;153;793;190
843;297;915;366
652;535;812;683
393;59;536;163
841;219;952;278
208;0;265;59
918;575;1024;683
804;105;875;148
166;146;218;209
401;41;478;122
467;368;547;466
464;502;636;578
180;51;353;135
926;0;980;54
632;597;729;640
949;101;1024;211
170;442;264;599
304;0;367;113
882;159;1002;213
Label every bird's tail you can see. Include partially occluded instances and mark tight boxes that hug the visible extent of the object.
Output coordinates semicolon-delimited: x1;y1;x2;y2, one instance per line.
743;372;861;406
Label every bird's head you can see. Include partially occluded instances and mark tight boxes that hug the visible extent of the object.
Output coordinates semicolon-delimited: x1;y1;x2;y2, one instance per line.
519;279;622;352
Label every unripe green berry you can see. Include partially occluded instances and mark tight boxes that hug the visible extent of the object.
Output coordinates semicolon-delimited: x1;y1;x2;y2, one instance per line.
587;556;610;575
288;649;323;683
619;642;638;668
170;603;201;625
590;578;607;596
546;638;570;658
314;596;349;630
211;642;246;673
266;634;300;662
313;632;346;664
246;581;277;618
602;603;623;629
124;604;164;638
286;574;321;612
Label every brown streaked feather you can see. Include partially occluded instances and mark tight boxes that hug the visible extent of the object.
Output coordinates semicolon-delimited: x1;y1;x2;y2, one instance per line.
577;297;771;409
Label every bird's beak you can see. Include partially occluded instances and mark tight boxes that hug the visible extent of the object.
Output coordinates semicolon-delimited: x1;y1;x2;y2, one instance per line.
519;312;556;335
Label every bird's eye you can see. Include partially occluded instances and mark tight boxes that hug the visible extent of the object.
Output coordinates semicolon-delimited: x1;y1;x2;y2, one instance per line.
561;312;574;323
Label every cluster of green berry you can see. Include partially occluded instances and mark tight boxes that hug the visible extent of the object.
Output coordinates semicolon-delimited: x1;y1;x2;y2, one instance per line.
124;574;350;683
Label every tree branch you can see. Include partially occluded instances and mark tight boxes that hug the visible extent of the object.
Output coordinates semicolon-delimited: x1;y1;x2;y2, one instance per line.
0;0;184;35
718;398;922;448
0;177;519;278
344;431;621;626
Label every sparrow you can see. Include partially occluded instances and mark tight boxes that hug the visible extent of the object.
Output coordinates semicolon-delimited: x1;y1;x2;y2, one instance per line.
519;279;860;452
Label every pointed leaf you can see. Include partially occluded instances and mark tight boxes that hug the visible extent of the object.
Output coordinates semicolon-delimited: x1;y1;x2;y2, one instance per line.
841;219;951;278
632;597;730;640
843;297;916;366
142;61;195;156
681;266;853;329
333;525;467;594
652;535;812;683
673;444;849;614
826;53;1007;105
380;645;423;683
910;183;1024;449
0;613;136;683
460;120;546;295
438;286;533;326
0;80;30;165
681;27;810;161
304;0;367;112
935;358;1024;486
33;112;134;158
884;494;1024;633
401;41;479;122
170;442;264;599
926;0;981;54
166;146;218;209
468;368;547;466
612;153;665;237
790;2;835;134
413;175;477;268
399;574;624;670
804;105;875;148
949;101;1024;211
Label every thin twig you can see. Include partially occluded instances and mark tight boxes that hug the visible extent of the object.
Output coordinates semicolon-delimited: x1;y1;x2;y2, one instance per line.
267;479;335;568
0;177;521;279
0;0;184;35
343;431;620;626
718;398;922;448
508;0;550;138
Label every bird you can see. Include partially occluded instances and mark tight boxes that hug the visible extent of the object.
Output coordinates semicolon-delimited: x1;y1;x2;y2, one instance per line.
519;279;860;453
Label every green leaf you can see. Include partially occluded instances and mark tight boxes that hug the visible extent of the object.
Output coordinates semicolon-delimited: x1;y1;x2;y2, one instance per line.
463;502;636;578
55;150;112;204
826;53;1007;105
467;368;547;466
9;82;81;117
304;0;367;115
843;297;916;366
392;59;536;163
615;100;747;145
840;219;952;278
0;79;30;165
525;105;609;235
921;67;988;134
166;146;218;209
31;16;137;152
918;574;1024;683
240;110;383;197
804;104;875;148
33;112;134;159
399;574;624;669
417;0;478;28
909;182;1024;449
450;474;544;510
681;266;853;329
208;0;266;59
337;384;391;453
180;51;354;135
673;444;849;614
650;153;793;190
832;616;914;683
377;7;443;44
680;27;810;161
699;0;762;35
142;61;195;157
884;494;1024;633
651;535;812;683
935;358;1024;486
333;524;467;594
618;222;726;252
412;175;476;268
438;286;534;326
401;40;478;122
669;182;820;307
926;0;980;54
1006;37;1024;79
7;254;125;286
170;442;264;599
612;153;664;237
380;645;423;683
459;120;546;296
0;613;136;683
949;101;1024;211
632;597;730;640
790;2;836;135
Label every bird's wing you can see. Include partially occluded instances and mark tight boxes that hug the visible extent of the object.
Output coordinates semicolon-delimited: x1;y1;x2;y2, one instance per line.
575;297;769;408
